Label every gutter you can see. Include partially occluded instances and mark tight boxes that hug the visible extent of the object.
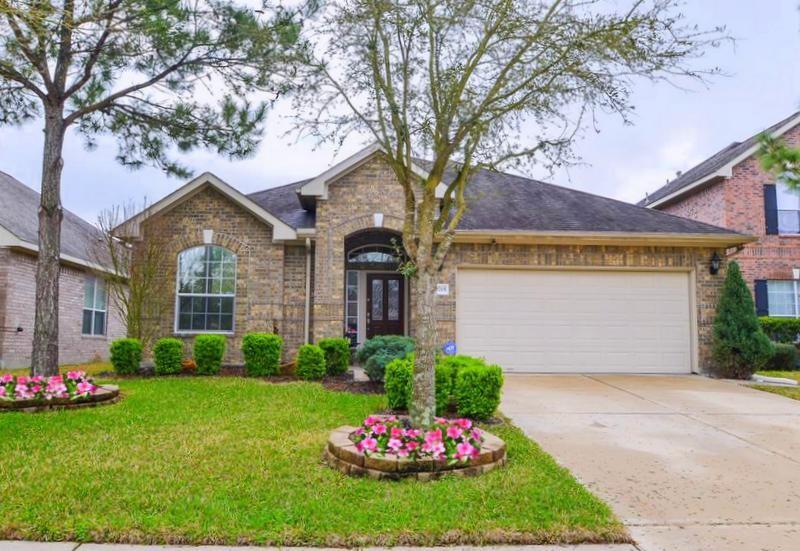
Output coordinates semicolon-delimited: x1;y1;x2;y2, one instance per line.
304;237;312;344
448;230;757;248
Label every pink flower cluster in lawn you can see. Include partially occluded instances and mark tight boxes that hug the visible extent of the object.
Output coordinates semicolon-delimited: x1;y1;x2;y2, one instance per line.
0;371;97;402
350;415;482;463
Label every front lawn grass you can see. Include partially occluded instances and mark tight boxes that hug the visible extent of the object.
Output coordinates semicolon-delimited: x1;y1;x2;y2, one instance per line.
753;370;800;401
0;377;626;546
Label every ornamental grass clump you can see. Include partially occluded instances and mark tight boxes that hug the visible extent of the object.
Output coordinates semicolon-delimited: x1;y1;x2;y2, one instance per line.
350;415;483;464
0;371;97;402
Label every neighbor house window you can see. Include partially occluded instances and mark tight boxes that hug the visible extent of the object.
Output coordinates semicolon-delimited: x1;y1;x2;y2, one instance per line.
767;280;800;317
777;182;800;234
82;277;107;336
176;245;236;332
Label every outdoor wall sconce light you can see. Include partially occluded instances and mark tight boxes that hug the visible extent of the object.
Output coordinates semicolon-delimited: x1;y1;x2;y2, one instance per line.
710;252;721;275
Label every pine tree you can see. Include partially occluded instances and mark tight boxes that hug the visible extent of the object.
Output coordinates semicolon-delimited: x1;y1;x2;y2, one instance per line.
712;261;774;379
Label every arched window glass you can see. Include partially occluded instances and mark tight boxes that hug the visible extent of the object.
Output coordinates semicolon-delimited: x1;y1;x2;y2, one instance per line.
346;245;400;266
176;245;236;332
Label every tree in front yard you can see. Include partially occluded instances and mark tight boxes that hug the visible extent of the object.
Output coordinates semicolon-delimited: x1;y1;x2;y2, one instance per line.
294;0;726;425
760;133;800;188
712;261;773;379
0;0;302;376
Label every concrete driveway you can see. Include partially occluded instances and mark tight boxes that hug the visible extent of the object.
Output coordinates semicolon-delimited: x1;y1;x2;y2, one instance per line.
501;374;800;551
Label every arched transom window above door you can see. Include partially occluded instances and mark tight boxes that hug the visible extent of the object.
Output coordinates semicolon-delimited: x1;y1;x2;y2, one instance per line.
346;244;401;269
176;245;236;332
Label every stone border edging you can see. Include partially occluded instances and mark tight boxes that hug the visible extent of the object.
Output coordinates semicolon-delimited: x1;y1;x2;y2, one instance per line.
0;385;120;413
323;424;507;480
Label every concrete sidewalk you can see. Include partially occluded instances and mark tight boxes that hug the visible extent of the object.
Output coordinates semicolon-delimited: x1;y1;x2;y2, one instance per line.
0;543;639;551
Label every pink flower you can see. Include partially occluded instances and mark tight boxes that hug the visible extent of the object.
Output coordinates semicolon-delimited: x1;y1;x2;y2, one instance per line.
435;417;447;425
16;376;29;385
422;441;446;458
471;429;482;441
405;428;421;439
362;438;378;452
15;384;33;399
31;375;44;383
446;426;462;439
387;438;403;451
396;447;410;457
0;386;5;397
30;385;42;395
1;374;13;383
354;427;365;436
424;428;442;445
66;371;82;381
390;426;404;439
364;416;379;427
76;381;95;395
372;423;387;435
455;418;473;430
405;441;419;452
456;441;475;460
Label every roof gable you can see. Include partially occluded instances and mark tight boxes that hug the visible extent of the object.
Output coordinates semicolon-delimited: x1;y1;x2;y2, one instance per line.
115;172;297;241
641;111;800;208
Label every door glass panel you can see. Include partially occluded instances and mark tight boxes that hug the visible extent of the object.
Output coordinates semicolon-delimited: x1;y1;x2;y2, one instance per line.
371;279;384;320
388;279;400;321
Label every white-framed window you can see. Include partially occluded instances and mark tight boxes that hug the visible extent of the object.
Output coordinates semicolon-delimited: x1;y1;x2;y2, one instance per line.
777;182;800;234
767;280;800;317
175;245;236;333
82;277;107;336
345;270;358;341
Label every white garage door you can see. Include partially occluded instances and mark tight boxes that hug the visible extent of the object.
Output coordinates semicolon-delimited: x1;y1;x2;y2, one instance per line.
456;269;693;373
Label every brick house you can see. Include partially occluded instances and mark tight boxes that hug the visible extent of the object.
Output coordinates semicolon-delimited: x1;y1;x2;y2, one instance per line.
0;172;125;369
639;112;800;318
116;144;750;374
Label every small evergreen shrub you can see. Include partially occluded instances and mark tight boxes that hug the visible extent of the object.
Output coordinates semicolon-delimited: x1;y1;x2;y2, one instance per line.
766;342;798;371
759;317;800;344
194;334;226;375
359;335;415;382
318;337;350;375
437;354;485;390
384;355;413;410
296;344;326;380
109;338;142;375
434;361;454;415
153;338;183;375
712;262;774;379
242;333;283;376
455;364;503;420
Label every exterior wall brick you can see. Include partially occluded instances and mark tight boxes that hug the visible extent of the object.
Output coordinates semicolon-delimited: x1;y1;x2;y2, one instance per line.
135;184;309;362
660;124;800;291
0;249;125;369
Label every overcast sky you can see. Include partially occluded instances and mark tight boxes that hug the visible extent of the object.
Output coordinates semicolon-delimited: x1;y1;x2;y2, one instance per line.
1;1;799;224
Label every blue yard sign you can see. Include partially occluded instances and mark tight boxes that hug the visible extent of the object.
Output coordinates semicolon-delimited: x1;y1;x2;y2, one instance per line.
442;340;457;356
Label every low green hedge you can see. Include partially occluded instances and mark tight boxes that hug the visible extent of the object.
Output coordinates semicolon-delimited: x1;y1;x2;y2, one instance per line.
153;338;183;375
318;337;350;376
296;344;326;380
759;317;800;344
109;338;142;375
242;333;283;376
455;363;504;420
767;342;798;371
194;334;226;375
384;354;500;418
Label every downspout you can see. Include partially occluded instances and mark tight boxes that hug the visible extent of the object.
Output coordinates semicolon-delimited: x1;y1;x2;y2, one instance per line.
304;237;312;344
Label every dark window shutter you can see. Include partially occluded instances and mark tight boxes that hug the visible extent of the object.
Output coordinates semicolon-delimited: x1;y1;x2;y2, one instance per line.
754;279;769;316
764;184;779;235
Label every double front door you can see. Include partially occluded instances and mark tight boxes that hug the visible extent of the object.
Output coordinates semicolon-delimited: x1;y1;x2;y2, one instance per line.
366;273;404;338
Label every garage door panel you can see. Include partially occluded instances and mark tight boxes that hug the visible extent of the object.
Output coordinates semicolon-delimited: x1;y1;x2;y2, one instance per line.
456;269;692;373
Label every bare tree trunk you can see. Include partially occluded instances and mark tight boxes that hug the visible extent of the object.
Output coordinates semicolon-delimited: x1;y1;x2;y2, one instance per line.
31;108;66;377
410;267;437;426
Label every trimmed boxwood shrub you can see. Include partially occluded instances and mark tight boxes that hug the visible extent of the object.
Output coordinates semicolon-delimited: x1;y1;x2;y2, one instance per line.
383;354;460;415
109;338;142;375
242;333;283;376
712;262;773;379
296;344;326;380
455;363;503;420
153;338;183;375
759;317;800;344
359;335;415;382
194;334;226;375
437;354;485;390
767;342;798;371
318;337;350;375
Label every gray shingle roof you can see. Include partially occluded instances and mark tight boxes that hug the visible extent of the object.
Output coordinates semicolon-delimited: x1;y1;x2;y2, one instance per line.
639;111;800;207
248;160;739;236
0;171;103;265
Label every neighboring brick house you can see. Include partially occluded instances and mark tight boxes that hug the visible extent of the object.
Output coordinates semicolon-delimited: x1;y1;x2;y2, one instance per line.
116;144;750;374
640;111;800;318
0;172;125;369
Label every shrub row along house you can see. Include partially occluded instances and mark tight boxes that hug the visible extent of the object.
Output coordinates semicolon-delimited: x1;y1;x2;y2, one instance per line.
641;111;800;318
114;143;749;374
0;172;125;369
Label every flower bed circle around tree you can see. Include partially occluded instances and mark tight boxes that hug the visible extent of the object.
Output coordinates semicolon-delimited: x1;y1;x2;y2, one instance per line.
0;371;120;412
324;415;507;480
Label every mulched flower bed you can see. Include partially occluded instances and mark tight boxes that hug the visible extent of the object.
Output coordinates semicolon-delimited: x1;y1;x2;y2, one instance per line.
0;371;120;412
